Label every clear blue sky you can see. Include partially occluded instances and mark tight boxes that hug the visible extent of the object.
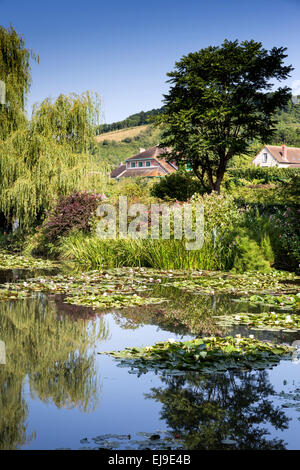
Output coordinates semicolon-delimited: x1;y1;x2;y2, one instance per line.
1;0;300;123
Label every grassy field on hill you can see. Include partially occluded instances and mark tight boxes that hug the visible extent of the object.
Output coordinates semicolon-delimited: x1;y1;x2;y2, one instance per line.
95;124;150;143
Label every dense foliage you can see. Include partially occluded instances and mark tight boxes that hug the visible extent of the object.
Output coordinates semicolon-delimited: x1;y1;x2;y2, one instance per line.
0;92;108;231
31;91;100;154
150;171;203;201
43;191;102;242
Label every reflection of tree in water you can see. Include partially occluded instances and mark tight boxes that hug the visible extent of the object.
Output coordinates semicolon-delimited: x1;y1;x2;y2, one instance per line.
0;295;109;449
146;370;290;450
0;371;30;449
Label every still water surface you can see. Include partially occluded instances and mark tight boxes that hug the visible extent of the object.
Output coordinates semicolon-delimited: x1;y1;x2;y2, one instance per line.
0;268;299;450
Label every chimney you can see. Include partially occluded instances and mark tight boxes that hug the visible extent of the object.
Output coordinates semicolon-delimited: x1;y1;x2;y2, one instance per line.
139;148;145;153
282;144;288;161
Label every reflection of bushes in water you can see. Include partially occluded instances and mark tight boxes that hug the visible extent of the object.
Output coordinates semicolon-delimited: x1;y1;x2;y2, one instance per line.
146;370;289;450
0;296;110;448
147;285;241;335
54;294;105;321
112;303;189;335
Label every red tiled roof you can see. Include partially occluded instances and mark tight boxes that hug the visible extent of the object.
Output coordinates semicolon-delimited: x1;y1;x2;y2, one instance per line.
126;146;172;161
265;145;300;164
157;158;177;173
110;164;126;178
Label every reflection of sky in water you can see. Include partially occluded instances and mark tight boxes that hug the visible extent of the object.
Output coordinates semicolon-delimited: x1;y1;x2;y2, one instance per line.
263;360;300;450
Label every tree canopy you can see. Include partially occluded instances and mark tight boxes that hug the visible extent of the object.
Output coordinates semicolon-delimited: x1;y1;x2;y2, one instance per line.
157;39;293;192
0;25;38;140
31;91;101;153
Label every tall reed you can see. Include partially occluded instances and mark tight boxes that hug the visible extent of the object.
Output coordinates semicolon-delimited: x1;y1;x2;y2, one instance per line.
59;232;225;270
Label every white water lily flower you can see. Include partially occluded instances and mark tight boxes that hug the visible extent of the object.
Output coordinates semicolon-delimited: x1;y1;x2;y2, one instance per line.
249;335;254;339
168;339;176;343
235;315;240;320
285;315;292;322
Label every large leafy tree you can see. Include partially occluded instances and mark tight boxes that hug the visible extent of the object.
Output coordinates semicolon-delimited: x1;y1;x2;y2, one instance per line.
0;25;38;140
157;40;293;192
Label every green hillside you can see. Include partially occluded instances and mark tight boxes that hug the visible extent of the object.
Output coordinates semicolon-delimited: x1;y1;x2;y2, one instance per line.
96;108;164;134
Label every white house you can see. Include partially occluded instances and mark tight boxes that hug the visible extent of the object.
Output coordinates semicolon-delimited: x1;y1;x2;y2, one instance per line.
252;145;300;168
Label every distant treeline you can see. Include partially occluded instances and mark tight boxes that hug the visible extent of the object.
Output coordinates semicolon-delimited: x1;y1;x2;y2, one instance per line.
96;107;164;134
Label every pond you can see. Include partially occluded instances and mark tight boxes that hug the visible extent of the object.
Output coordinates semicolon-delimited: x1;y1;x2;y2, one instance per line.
0;265;299;450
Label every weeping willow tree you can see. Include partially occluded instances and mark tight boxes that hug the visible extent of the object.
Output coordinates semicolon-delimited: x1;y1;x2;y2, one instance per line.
0;25;38;140
0;91;109;230
30;91;101;154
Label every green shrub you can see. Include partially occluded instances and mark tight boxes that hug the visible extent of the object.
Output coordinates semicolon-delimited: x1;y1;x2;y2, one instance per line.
151;172;203;201
230;235;271;273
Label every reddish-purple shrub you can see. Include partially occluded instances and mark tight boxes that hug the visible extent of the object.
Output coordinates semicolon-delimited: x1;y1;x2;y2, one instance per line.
43;191;102;241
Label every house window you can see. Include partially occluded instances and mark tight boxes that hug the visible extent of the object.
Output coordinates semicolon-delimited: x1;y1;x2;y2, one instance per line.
146;161;150;167
131;162;135;168
262;153;267;163
138;161;143;167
